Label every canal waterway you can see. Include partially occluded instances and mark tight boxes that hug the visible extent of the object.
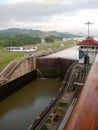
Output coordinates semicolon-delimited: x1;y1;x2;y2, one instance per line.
0;78;62;130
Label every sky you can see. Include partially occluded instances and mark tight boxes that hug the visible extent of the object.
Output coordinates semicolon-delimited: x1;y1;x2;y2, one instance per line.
0;0;98;36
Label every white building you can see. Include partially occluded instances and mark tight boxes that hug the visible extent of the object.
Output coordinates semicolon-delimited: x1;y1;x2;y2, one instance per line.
77;37;98;64
5;45;37;52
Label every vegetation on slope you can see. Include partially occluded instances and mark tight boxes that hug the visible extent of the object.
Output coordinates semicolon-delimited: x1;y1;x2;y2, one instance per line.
0;28;79;47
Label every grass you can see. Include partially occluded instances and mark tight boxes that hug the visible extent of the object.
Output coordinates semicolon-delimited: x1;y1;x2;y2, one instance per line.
37;40;76;52
0;40;77;72
0;49;25;71
58;102;69;108
46;119;52;124
53;109;58;114
40;125;48;130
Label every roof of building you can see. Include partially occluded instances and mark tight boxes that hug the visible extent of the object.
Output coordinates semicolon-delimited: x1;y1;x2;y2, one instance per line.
23;45;37;49
77;37;98;46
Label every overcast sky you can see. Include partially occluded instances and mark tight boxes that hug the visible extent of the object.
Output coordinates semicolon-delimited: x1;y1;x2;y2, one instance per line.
0;0;98;36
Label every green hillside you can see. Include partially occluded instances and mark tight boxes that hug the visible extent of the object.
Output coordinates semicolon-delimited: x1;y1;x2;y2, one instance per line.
0;28;79;47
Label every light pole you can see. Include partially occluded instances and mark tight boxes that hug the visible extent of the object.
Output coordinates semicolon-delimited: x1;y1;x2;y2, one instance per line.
84;21;93;37
84;21;93;74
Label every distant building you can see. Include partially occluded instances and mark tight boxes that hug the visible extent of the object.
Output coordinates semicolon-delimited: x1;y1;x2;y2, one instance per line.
62;38;67;41
41;39;45;43
5;45;37;52
77;37;98;64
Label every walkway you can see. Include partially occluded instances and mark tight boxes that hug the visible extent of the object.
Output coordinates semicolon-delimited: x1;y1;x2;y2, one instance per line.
46;46;79;60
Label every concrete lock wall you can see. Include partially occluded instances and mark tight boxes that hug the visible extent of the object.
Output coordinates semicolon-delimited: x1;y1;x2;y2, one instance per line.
36;58;76;77
6;57;35;83
0;56;76;100
0;70;36;100
0;57;36;100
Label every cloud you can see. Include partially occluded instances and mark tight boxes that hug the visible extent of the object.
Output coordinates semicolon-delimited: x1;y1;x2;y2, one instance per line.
0;0;98;33
0;1;75;30
0;2;65;21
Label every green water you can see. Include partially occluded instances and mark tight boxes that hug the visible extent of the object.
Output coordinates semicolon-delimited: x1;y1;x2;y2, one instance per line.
0;78;62;130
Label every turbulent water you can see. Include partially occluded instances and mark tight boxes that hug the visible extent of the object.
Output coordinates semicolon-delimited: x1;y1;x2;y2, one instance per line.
0;78;62;130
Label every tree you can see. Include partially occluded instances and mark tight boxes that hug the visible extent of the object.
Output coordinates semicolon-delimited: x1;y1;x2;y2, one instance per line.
45;36;54;42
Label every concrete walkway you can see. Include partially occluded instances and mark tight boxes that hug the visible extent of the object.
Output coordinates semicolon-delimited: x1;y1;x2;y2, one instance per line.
46;46;79;60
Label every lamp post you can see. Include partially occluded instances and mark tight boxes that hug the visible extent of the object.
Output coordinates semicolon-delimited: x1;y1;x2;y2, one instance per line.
84;21;93;74
84;21;93;37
